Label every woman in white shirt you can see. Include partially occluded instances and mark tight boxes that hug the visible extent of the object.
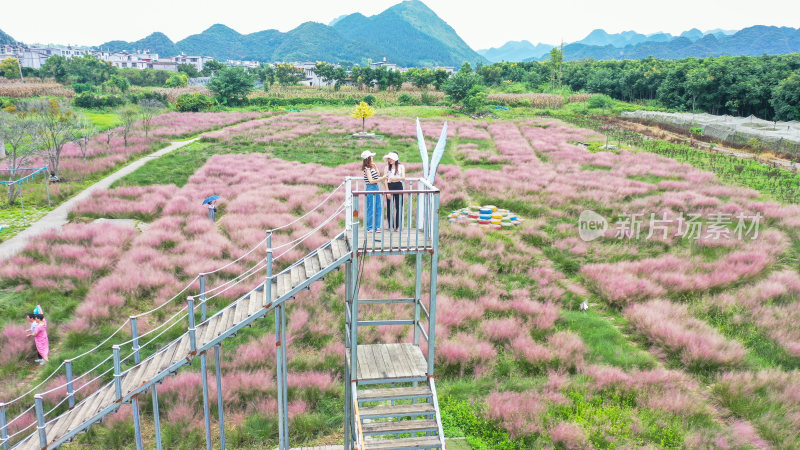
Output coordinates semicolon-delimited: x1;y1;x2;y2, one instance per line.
383;152;405;230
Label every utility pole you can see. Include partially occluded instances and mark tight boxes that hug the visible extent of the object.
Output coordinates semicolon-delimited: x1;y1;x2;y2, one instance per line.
16;47;24;82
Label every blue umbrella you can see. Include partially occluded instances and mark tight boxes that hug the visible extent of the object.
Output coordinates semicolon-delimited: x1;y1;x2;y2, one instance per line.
202;195;220;205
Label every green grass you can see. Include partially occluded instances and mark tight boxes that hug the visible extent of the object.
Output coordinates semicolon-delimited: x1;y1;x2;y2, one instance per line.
78;109;120;131
113;141;213;187
557;309;656;369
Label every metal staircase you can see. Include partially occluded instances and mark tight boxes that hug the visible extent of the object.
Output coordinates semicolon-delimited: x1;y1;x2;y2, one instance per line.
2;177;444;450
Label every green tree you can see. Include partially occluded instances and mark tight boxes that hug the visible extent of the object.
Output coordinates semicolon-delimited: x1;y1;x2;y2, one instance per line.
19;99;79;179
771;73;800;121
274;63;304;86
40;55;68;82
177;63;200;78
207;66;254;105
65;55;116;85
165;72;189;88
116;104;138;146
314;62;336;87
0;111;40;203
459;62;473;73
442;70;482;106
332;67;348;91
548;46;564;90
0;57;21;79
201;60;225;77
432;69;450;91
462;85;487;113
138;99;165;140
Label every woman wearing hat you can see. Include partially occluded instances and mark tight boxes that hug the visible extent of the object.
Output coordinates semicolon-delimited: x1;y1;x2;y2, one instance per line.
383;152;405;230
361;150;386;234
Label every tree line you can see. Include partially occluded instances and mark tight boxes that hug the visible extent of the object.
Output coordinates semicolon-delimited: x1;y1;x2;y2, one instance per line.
475;53;800;120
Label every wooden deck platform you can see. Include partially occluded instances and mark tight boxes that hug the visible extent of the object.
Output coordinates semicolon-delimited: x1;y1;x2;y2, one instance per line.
350;231;433;255
346;343;428;382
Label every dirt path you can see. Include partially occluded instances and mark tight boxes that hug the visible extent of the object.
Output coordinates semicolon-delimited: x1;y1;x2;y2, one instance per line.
0;138;198;260
611;116;800;170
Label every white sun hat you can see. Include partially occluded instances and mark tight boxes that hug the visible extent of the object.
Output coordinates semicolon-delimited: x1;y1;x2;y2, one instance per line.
360;150;376;159
383;152;399;161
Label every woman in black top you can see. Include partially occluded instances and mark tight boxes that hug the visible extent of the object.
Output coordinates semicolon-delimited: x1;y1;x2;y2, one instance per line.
383;152;405;230
361;150;386;233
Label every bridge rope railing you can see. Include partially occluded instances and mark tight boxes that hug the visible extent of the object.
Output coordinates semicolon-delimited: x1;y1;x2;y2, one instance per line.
1;182;348;447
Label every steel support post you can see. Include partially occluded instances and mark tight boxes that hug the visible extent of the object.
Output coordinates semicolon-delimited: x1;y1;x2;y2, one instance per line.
152;385;163;450
131;316;141;364
344;364;351;450
215;345;226;450
132;396;143;450
187;297;197;353
413;253;423;346
113;345;122;400
265;232;273;307
200;274;207;321
280;305;289;448
0;402;9;450
275;305;286;450
65;359;75;409
201;352;212;450
34;394;46;448
427;193;441;376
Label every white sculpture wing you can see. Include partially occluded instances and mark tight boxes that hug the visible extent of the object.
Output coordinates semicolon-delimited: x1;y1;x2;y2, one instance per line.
416;118;429;179
427;121;448;184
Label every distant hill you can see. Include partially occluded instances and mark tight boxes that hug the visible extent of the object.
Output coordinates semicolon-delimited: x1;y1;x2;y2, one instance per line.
99;32;179;57
523;25;800;61
0;28;17;46
97;0;485;67
478;40;554;63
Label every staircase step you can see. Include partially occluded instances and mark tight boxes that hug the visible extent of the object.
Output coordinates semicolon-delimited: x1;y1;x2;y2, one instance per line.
364;436;443;450
361;418;438;436
360;402;434;419
359;386;432;402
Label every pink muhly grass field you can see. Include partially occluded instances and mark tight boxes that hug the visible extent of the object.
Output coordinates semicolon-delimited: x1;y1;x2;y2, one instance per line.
625;299;746;368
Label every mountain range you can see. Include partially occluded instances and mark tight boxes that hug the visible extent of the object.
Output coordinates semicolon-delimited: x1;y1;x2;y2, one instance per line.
478;26;800;63
96;0;485;67
0;28;16;46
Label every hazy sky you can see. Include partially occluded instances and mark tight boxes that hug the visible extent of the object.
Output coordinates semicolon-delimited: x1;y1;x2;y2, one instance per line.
2;0;799;49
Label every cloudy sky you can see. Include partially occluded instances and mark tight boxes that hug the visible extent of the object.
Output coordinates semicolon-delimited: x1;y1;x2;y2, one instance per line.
2;0;799;49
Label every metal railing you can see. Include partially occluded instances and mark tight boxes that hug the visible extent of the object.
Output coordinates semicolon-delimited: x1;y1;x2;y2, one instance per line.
351;381;365;450
346;176;440;255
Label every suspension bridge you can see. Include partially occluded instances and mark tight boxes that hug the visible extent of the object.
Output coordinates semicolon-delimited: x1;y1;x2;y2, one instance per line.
0;177;445;450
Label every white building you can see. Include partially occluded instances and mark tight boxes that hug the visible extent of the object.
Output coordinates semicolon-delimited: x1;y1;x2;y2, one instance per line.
369;58;399;71
295;61;337;87
171;55;214;72
106;51;158;69
226;59;260;69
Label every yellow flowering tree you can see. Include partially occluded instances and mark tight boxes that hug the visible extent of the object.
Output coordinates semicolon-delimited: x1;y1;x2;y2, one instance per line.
352;101;375;132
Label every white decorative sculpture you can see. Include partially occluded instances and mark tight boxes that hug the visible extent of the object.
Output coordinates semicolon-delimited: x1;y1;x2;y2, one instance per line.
416;118;447;229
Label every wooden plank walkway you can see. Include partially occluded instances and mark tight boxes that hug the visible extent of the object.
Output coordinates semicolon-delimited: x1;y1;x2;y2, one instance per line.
14;234;351;450
346;343;428;382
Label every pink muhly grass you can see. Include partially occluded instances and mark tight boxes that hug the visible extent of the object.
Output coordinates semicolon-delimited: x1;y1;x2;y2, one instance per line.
288;371;338;392
549;422;587;449
437;333;496;370
486;390;547;437
481;318;522;342
548;331;586;370
0;324;33;366
511;334;553;365
625;299;746;368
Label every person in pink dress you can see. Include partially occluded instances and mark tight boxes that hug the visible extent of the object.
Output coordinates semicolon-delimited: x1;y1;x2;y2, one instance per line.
28;314;49;365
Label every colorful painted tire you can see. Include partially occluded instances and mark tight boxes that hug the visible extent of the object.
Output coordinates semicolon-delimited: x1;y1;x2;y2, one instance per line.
491;214;503;219
497;209;509;214
509;216;517;221
484;205;497;211
478;224;490;229
468;214;479;219
477;219;491;225
479;209;493;215
479;215;492;220
489;219;500;225
502;222;514;227
491;225;502;230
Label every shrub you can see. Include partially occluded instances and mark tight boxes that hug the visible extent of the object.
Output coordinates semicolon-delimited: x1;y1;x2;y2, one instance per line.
174;93;215;112
397;92;418;105
586;94;614;111
73;92;126;108
71;82;93;94
362;94;376;105
164;72;189;88
420;91;438;106
127;90;168;105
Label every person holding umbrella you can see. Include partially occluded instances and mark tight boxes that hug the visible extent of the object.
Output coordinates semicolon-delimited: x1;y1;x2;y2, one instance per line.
203;195;220;222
